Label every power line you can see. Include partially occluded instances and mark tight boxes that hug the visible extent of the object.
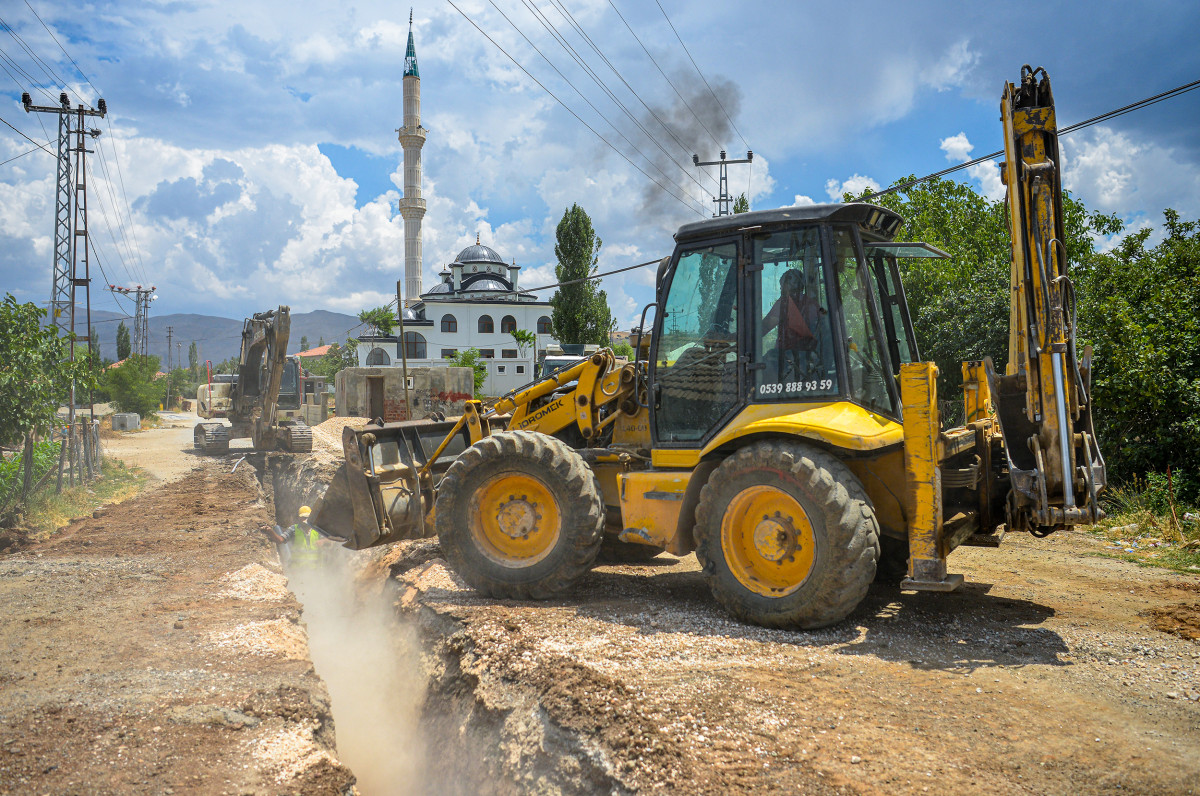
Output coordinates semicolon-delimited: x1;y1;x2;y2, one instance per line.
538;0;719;194
605;0;721;151
0;111;50;150
863;76;1200;202
492;0;709;213
22;0;101;99
0;15;75;99
0;142;47;166
653;0;748;150
445;0;705;218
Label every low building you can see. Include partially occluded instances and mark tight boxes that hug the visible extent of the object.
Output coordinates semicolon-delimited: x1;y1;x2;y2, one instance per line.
335;366;473;422
356;239;561;396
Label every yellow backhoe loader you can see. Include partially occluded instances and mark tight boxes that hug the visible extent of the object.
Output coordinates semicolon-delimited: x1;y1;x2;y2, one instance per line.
312;65;1105;628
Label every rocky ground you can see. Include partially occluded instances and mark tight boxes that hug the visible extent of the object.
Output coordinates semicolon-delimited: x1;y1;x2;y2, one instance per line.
383;529;1200;795
0;424;355;794
2;415;1198;794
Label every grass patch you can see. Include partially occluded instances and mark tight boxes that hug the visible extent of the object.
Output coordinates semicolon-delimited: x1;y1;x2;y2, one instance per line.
1086;502;1200;576
21;458;147;539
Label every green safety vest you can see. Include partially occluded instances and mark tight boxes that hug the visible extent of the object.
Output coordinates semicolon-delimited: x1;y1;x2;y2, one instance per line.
291;524;321;568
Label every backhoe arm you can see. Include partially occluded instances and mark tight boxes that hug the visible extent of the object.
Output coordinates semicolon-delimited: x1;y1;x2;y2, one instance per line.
994;65;1105;532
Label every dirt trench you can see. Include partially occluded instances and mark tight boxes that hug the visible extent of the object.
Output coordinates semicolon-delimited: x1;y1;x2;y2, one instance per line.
267;450;1200;795
262;452;631;795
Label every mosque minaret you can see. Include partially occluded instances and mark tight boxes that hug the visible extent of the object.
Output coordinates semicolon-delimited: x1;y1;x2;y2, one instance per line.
397;10;426;307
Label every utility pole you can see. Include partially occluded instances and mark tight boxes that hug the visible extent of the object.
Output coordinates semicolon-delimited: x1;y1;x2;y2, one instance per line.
693;150;752;216
110;284;157;356
24;91;106;485
165;325;174;409
22;92;106;335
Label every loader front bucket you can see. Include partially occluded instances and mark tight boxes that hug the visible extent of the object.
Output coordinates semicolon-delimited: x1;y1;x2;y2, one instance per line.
310;417;480;550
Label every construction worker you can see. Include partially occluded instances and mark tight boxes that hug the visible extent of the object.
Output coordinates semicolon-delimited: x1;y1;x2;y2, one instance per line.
267;506;322;570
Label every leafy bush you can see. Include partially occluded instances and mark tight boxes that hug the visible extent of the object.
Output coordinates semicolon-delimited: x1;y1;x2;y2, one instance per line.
104;354;163;417
0;439;60;510
446;348;487;399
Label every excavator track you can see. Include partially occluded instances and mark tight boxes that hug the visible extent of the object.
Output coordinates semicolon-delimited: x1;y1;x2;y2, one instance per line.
193;423;230;455
284;423;313;453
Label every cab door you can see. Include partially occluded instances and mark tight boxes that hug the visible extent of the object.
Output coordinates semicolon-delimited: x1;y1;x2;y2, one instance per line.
650;238;742;446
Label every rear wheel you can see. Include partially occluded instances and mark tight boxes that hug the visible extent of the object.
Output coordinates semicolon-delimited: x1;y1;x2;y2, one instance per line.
436;430;604;599
694;440;879;629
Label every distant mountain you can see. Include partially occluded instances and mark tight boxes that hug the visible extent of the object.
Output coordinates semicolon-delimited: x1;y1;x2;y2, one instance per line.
81;307;360;366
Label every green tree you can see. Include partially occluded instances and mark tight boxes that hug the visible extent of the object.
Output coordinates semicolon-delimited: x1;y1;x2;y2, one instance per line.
188;341;199;380
103;354;162;417
847;176;1118;398
511;329;535;357
213;357;240;374
299;335;309;352
310;338;359;381
0;295;97;448
318;336;325;347
613;342;635;360
447;348;487;399
358;307;395;336
733;193;749;214
116;320;131;360
1073;209;1200;496
162;367;194;409
550;204;613;345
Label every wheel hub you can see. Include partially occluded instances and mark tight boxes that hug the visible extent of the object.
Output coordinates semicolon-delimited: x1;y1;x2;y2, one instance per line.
720;485;817;597
496;496;540;539
752;512;799;563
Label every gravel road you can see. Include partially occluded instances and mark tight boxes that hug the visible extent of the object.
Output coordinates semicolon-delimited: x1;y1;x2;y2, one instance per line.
0;462;355;794
387;530;1200;795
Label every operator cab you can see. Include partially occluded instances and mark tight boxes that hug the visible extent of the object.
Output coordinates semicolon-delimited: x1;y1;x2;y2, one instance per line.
649;202;946;447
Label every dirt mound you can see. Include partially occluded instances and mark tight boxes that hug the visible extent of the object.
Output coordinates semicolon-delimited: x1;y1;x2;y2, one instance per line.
0;526;32;554
309;416;369;464
1143;603;1200;642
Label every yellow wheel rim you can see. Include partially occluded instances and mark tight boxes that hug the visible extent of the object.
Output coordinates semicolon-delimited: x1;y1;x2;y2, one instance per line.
720;485;817;597
469;471;561;567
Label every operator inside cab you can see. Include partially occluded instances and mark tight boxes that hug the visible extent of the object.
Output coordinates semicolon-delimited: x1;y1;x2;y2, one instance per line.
756;233;836;396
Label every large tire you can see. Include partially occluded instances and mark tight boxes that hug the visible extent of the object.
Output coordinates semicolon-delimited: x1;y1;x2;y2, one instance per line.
436;430;604;600
694;440;879;629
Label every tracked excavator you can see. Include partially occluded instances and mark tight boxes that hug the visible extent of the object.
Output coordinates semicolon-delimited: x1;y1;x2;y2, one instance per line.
193;306;313;455
311;65;1105;628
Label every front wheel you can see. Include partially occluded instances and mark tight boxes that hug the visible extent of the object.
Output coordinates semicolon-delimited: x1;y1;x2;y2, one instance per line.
694;441;879;629
436;430;604;600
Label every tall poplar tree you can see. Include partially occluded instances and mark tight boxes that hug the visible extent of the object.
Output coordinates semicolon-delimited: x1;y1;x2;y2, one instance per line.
116;321;131;360
549;204;613;345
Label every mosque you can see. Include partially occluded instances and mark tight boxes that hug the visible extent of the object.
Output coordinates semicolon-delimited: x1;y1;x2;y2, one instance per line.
355;16;561;394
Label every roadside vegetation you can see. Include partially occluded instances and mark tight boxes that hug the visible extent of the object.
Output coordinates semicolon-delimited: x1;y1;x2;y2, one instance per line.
852;179;1200;574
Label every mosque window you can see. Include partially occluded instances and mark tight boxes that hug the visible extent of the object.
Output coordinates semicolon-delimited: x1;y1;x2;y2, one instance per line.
478;315;494;334
441;314;457;333
501;315;517;333
537;315;552;334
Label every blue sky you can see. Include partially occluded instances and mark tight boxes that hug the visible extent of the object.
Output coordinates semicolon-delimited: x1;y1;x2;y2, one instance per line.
1;0;1198;331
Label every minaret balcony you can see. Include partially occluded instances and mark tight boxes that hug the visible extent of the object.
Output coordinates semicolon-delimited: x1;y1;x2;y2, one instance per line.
398;197;427;218
397;125;427;148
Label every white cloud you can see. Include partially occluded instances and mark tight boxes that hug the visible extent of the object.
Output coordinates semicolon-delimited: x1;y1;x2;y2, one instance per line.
938;132;1005;201
792;194;816;206
825;174;880;202
926;40;978;91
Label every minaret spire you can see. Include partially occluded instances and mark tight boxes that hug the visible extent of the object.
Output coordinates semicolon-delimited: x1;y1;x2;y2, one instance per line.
398;11;426;306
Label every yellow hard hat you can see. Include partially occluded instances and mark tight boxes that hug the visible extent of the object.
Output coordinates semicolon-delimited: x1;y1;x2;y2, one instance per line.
298;505;312;518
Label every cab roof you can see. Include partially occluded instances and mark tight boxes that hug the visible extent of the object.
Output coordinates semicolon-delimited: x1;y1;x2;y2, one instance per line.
673;202;904;244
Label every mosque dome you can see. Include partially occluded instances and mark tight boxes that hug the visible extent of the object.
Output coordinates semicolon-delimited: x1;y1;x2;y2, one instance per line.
454;244;505;266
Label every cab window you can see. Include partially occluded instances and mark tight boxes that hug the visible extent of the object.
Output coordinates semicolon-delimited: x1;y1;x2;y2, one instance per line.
832;227;897;416
751;226;837;401
654;241;739;442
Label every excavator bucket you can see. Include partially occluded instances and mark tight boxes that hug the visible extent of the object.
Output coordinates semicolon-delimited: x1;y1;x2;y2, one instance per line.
310;417;479;550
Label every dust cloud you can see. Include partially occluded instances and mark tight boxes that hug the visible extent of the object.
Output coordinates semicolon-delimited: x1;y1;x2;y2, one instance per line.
287;548;426;795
